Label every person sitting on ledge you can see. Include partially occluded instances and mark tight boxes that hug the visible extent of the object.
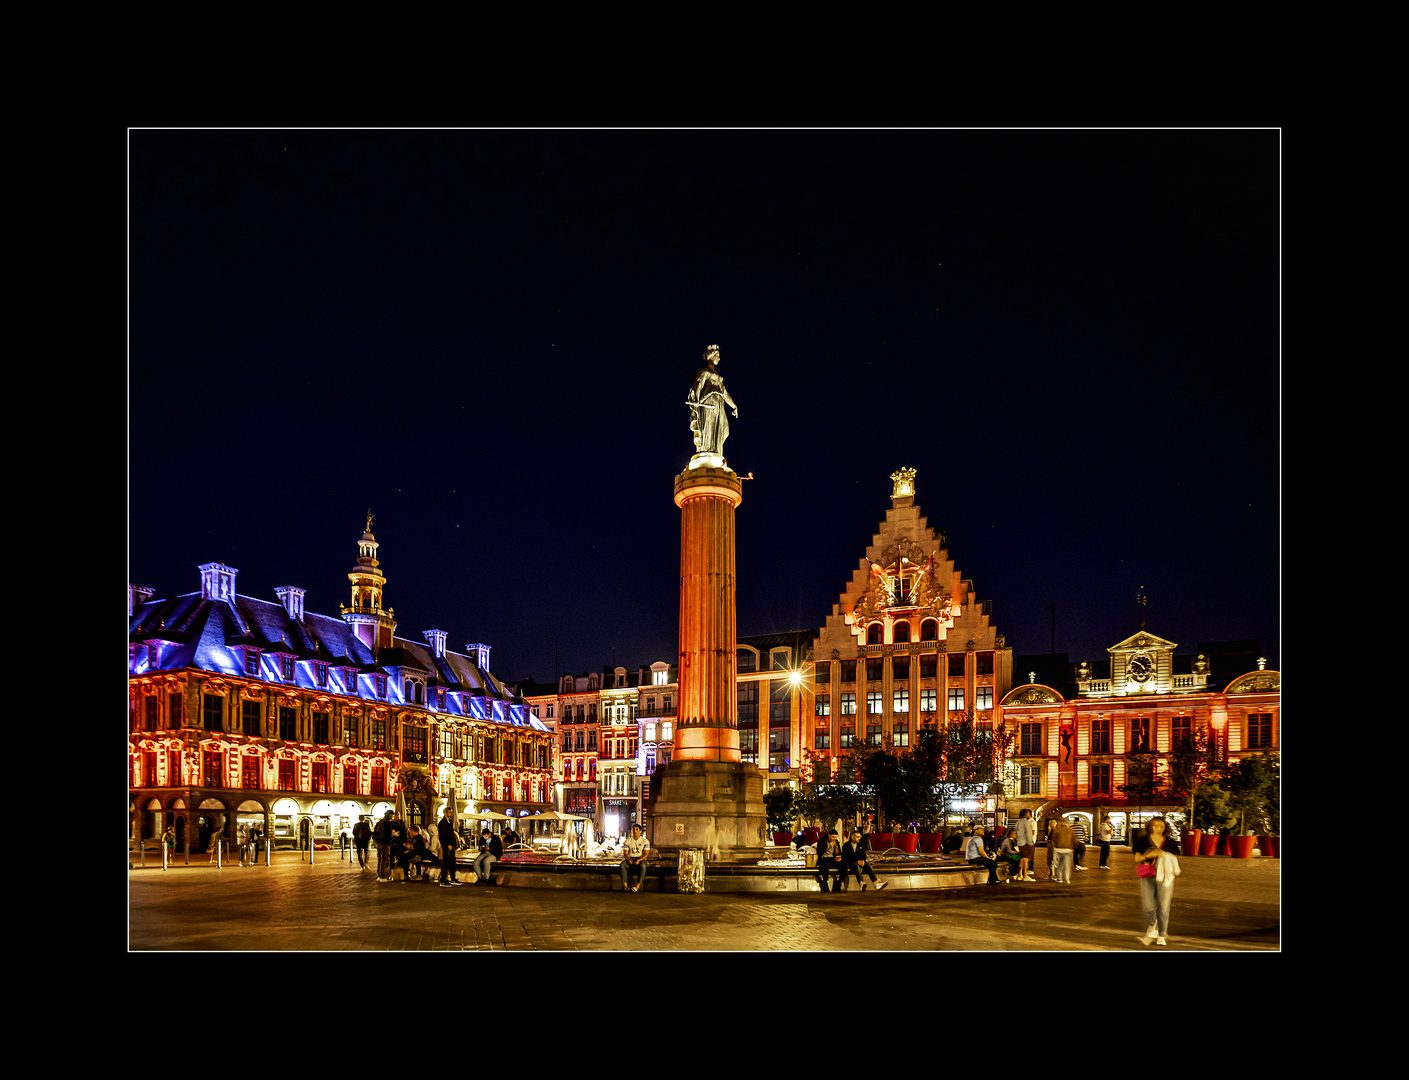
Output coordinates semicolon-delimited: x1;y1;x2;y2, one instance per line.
966;825;1002;886
620;825;651;893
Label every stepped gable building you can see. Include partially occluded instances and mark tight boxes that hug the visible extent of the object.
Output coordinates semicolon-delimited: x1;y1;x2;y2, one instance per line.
128;520;552;854
1001;618;1280;844
811;469;1014;794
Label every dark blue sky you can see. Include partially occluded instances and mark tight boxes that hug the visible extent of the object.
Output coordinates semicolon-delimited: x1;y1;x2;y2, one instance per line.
128;130;1280;683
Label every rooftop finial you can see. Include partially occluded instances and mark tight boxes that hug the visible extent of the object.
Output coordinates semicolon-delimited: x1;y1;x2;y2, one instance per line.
891;467;916;499
365;508;374;535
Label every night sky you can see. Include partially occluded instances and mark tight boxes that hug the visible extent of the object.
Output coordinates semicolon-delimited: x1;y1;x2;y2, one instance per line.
128;130;1280;684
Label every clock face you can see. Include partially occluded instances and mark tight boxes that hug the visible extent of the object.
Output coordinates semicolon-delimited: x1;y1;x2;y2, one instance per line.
1128;653;1153;683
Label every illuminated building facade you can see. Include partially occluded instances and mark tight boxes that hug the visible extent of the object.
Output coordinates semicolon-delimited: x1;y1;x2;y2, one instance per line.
128;524;552;853
598;666;641;836
810;469;1014;796
557;671;601;818
736;631;814;782
1000;630;1280;841
637;660;677;808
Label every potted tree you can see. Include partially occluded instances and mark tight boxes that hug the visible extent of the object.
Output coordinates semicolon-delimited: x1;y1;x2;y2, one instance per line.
1192;777;1236;855
764;786;798;848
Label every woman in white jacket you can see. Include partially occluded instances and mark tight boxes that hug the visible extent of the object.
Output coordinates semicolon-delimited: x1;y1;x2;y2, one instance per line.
1132;817;1182;946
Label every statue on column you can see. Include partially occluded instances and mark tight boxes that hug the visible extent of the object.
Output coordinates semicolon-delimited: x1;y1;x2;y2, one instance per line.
687;344;739;456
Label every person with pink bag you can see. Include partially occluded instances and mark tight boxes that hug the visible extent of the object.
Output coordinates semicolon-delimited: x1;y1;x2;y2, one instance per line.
1133;817;1182;946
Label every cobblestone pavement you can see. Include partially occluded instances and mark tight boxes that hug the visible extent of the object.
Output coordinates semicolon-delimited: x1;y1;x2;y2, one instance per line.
128;849;1280;951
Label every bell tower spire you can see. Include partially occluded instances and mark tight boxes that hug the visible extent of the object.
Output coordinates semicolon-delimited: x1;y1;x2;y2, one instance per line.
341;510;396;654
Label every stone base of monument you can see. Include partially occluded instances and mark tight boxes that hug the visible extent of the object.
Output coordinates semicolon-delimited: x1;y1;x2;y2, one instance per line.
648;760;768;863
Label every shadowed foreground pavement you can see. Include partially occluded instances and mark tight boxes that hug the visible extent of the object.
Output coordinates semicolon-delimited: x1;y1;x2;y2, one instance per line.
128;848;1279;951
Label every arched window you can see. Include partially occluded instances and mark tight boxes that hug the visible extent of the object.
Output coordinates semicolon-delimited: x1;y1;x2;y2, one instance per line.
894;621;912;643
867;623;884;645
920;619;939;642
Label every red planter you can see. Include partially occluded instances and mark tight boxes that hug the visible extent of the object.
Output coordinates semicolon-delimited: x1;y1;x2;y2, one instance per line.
802;828;821;846
869;833;893;851
772;832;794;847
1262;836;1280;858
1199;834;1221;857
1181;829;1202;855
1228;835;1256;859
893;833;919;853
918;832;943;854
1215;834;1230;856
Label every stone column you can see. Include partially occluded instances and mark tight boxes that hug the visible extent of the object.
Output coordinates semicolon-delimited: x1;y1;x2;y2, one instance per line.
651;462;766;862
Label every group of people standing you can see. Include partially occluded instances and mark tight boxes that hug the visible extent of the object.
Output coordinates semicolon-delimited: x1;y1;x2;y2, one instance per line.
352;809;516;886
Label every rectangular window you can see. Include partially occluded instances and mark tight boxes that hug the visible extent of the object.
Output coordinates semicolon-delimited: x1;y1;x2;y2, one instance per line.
815;693;830;717
867;690;883;715
1247;713;1273;749
145;697;161;732
867;723;883;747
1092;718;1112;754
815;725;831;749
343;717;359;748
1021;764;1041;795
279;707;297;742
277;758;296;791
840;660;857;683
242;754;260;789
242;700;261;736
311;760;329;793
977;652;994;676
892;719;909;747
865;657;883;682
1132;716;1151;753
1021;722;1043;755
343;762;358;794
169;692;184;725
770;679;791;725
204;749;224;787
975;686;993;711
1091;763;1111;795
920;688;937;713
948;653;966;677
737;680;759;726
892;655;909;681
312;711;329;745
893;687;910;713
284;656;298;681
371;718;387;751
244;650;261;676
840;692;856;716
815;663;830;685
404;726;427;764
1173;716;1193;751
948;688;964;712
370;765;386;796
737;649;757;673
203;694;223;732
840;725;855;749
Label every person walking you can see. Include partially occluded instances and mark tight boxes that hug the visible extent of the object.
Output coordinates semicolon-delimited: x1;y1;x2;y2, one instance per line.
842;829;886;891
437;808;462;886
1099;815;1113;869
1133;817;1182;946
1048;814;1076;883
352;816;372;870
1014;809;1037;881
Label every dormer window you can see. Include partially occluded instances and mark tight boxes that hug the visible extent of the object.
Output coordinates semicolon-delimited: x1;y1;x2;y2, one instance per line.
374;675;387;700
313;662;327;687
280;655;295;681
243;648;262;677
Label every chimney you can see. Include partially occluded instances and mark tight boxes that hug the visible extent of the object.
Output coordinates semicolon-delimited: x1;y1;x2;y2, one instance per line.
424;630;448;658
129;583;155;617
468;642;491;671
199;562;238;603
276;586;306;621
